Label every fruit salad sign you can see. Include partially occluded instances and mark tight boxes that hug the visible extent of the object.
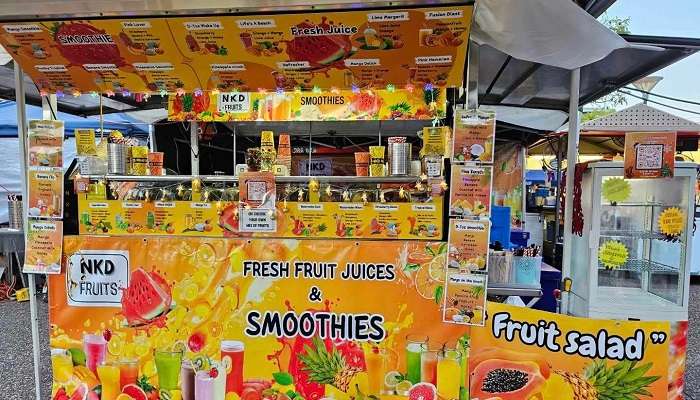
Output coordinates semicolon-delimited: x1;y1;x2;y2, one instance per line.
470;302;676;400
0;5;471;93
624;131;676;179
168;88;447;122
50;236;472;400
449;166;492;218
23;220;63;274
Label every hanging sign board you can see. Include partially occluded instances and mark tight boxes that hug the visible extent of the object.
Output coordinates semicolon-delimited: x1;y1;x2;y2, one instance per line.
0;5;471;93
624;131;676;179
449;165;492;218
169;88;446;121
23;220;63;274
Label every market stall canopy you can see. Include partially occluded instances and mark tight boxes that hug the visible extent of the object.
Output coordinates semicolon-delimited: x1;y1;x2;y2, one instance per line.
477;34;700;111
0;99;149;136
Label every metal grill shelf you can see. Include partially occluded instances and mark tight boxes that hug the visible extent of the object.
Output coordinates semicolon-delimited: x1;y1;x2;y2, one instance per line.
598;259;679;273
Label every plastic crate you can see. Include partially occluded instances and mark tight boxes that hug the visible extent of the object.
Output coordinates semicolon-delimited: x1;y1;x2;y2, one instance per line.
490;206;511;248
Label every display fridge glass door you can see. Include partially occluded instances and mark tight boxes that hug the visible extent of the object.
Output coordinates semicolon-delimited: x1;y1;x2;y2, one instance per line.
597;174;688;306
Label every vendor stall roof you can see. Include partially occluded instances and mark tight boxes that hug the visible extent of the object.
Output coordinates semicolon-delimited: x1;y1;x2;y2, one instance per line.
477;34;700;112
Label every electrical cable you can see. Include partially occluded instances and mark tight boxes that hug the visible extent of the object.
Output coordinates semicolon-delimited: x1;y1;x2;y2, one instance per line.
624;86;700;107
617;90;700;116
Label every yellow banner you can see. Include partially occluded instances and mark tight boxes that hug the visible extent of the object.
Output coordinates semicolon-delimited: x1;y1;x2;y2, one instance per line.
50;236;462;400
470;302;676;400
78;198;444;240
0;6;471;93
168;88;446;121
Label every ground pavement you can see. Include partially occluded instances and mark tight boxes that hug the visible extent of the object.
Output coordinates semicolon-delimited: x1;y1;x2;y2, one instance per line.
1;282;699;399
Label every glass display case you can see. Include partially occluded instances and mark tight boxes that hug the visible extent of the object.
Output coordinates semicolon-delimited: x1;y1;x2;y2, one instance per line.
569;161;696;321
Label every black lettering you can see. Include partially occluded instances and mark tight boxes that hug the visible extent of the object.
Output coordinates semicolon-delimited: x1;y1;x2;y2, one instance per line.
244;311;261;336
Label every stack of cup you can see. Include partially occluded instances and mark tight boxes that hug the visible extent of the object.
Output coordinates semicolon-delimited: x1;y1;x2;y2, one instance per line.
107;143;128;174
387;137;411;176
148;152;164;175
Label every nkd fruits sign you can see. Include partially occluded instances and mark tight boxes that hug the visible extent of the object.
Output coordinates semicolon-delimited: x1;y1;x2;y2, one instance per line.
67;250;129;307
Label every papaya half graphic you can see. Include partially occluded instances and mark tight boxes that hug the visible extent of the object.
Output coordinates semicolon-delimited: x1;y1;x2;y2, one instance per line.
470;359;546;400
469;347;551;379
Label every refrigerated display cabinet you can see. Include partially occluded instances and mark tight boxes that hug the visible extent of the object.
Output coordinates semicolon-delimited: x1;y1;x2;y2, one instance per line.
569;161;696;321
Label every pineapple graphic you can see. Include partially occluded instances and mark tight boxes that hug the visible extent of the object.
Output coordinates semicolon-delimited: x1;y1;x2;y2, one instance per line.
547;359;660;400
299;337;364;395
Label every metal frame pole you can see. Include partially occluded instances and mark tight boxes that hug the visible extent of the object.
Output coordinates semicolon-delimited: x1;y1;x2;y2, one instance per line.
190;121;199;175
561;68;581;315
15;61;42;400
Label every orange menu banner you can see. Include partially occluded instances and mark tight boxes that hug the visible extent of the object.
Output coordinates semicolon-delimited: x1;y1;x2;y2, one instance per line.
0;6;471;93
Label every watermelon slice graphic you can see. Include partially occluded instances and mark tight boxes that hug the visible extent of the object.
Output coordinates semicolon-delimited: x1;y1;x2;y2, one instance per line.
53;22;125;66
285;20;353;68
121;268;172;326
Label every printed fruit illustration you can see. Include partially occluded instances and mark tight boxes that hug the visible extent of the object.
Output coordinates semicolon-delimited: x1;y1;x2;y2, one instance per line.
122;384;148;400
73;366;99;388
407;382;437;400
298;337;363;394
468;348;551;379
69;383;89;400
289;336;326;400
219;203;240;236
552;360;660;400
53;388;69;400
285;20;352;67
121;268;172;326
470;359;546;400
349;92;383;117
53;22;125;66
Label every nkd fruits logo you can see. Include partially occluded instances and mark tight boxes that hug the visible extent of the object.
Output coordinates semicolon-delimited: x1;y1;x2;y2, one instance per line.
67;250;129;307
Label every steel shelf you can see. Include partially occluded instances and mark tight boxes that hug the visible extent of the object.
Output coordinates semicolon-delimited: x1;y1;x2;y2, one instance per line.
599;230;669;241
82;174;422;184
598;259;679;273
488;283;542;297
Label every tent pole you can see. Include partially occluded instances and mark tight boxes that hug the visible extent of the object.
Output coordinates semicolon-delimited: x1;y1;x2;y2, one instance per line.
15;61;42;400
561;68;581;315
190;121;199;175
41;94;56;120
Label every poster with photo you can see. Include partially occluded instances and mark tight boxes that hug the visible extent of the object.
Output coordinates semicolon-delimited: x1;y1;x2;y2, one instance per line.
449;165;492;218
28;120;63;167
443;272;487;326
452;108;495;163
624;131;676;179
27;167;63;218
24;219;63;274
446;219;490;273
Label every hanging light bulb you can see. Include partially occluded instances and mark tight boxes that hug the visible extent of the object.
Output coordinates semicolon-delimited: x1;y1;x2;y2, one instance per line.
211;88;220;96
342;189;350;202
419;173;428;182
194;88;203;97
386;84;395;93
72;90;81;97
203;189;210;202
297;188;304;201
399;187;406;199
440;180;448;192
276;87;285;95
424;82;434;91
145;190;151;202
361;192;368;204
257;87;268;94
177;184;185;198
351;84;360;94
308;179;319;193
416;181;425;191
191;178;201;192
216;200;223;215
405;83;415;93
160;89;168;97
330;87;340;94
105;90;115;97
121;89;131;97
325;184;332;197
176;88;185;96
282;198;288;212
312;86;322;94
55;90;65;98
379;191;386;203
232;87;239;93
294;86;302;94
90;91;99;98
143;93;151;101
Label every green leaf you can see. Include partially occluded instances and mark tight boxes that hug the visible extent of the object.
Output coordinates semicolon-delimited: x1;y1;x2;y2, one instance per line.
434;285;444;304
437;242;447;255
273;371;294;386
286;390;298;399
425;245;436;256
403;263;420;272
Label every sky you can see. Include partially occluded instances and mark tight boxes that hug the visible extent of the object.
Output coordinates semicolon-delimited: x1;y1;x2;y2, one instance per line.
602;0;700;122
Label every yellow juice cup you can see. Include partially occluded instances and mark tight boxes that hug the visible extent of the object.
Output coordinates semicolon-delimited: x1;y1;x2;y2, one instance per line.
97;362;121;400
51;349;74;383
437;349;461;400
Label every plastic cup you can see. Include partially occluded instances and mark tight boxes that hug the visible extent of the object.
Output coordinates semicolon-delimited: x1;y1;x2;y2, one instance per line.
83;334;107;374
154;349;183;390
221;340;245;395
405;335;428;384
148;152;164;175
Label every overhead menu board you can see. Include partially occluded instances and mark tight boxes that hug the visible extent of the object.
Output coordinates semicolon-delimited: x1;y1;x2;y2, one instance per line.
0;5;471;93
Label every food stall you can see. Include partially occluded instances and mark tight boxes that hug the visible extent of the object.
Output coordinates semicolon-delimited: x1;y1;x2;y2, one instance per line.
1;1;695;400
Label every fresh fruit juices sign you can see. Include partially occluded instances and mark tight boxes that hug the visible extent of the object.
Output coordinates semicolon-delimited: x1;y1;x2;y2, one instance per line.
624;131;676;179
0;6;471;93
50;236;470;400
168;88;447;122
23;220;63;274
451;110;495;164
448;166;492;218
470;302;674;400
77;198;444;240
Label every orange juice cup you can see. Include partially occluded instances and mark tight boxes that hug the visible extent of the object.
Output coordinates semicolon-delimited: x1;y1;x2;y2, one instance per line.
355;152;370;176
119;360;139;389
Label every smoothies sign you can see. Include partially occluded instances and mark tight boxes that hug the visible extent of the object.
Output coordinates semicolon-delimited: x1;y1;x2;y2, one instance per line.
0;5;471;93
49;237;470;400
